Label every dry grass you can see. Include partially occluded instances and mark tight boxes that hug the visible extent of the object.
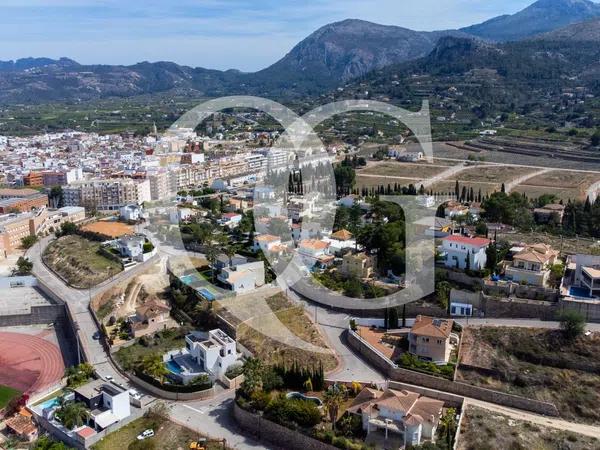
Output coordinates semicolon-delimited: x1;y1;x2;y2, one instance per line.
361;161;448;179
456;166;534;184
81;220;135;238
43;235;122;288
457;405;600;450
457;327;600;424
235;294;338;372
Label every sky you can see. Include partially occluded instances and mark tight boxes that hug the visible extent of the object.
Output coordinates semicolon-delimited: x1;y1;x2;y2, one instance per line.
0;0;541;72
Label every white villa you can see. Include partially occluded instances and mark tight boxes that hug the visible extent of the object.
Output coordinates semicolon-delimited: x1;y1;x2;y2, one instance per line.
441;235;490;270
186;329;240;379
347;387;444;448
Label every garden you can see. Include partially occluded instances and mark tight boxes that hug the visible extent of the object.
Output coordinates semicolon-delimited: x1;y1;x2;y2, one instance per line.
236;358;372;450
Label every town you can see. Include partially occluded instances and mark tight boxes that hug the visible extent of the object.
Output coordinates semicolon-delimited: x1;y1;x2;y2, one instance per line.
2;0;600;449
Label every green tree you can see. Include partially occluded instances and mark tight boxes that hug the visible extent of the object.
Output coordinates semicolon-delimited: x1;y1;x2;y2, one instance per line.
436;281;452;311
240;357;265;397
14;256;33;275
559;310;586;341
439;407;457;448
140;353;169;384
55;401;89;430
323;385;347;430
20;235;38;249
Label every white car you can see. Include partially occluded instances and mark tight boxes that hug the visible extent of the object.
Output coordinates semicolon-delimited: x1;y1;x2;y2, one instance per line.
104;375;114;382
137;429;154;440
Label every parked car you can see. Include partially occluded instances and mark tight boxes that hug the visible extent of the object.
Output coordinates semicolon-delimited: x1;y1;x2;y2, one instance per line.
92;331;101;340
103;374;113;382
137;429;154;440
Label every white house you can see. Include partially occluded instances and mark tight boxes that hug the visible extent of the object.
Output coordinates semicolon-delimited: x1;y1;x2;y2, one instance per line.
442;235;490;270
297;239;333;269
169;207;196;224
119;204;143;222
347;387;444;448
219;212;242;228
73;380;131;431
216;254;265;293
505;243;559;287
565;254;600;299
185;329;239;379
115;235;155;262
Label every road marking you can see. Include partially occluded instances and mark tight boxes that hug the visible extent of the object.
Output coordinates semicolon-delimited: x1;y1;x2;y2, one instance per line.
183;404;205;414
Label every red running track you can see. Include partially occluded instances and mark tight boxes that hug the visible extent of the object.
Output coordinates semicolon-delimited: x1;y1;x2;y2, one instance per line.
0;331;65;395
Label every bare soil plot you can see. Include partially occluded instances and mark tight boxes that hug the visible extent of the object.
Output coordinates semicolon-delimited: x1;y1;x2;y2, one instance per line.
512;170;600;201
456;166;534;184
361;161;448;179
494;230;597;255
457;327;600;424
81;220;135;238
457;405;600;450
233;293;338;372
43;235;122;288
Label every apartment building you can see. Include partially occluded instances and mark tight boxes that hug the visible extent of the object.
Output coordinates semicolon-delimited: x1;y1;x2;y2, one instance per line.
63;179;151;211
0;210;47;257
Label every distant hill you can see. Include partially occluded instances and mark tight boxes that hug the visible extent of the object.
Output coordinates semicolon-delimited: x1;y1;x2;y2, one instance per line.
2;0;600;104
533;17;600;41
250;19;468;92
461;0;600;41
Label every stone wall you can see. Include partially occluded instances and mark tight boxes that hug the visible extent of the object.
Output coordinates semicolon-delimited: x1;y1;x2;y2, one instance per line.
233;402;338;450
559;298;600;323
346;329;560;417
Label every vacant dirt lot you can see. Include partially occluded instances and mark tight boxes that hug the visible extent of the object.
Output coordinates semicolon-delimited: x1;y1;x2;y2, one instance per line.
361;161;449;179
43;235;122;288
457;405;600;450
456;166;534;184
457;327;600;424
234;293;338;372
81;220;135;238
512;170;600;201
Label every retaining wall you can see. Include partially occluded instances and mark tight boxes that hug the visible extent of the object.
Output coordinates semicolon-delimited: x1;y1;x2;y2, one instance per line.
346;329;559;417
233;402;337;450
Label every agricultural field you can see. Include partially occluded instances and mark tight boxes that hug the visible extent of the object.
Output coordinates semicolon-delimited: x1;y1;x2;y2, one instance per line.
457;327;600;424
43;235;123;288
512;170;600;201
360;161;449;179
457;405;600;450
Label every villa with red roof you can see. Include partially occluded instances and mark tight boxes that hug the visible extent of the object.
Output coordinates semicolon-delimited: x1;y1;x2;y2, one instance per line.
441;235;490;270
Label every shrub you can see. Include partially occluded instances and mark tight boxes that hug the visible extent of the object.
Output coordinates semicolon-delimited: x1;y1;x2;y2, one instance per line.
265;395;322;429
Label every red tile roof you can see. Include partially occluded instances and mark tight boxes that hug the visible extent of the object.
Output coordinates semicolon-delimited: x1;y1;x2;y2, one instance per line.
443;235;490;247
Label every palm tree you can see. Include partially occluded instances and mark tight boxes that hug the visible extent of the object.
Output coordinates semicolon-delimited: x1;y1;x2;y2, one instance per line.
204;245;218;283
140;354;169;384
55;401;89;430
439;407;457;448
323;384;347;430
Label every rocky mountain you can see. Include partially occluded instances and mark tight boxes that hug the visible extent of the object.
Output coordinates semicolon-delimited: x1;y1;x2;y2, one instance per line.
250;19;468;91
2;0;600;103
461;0;600;42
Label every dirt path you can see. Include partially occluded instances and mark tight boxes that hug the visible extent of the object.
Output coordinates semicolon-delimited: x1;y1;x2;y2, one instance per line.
464;398;600;439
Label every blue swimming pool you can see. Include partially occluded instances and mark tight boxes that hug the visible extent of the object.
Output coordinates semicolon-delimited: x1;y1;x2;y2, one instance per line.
198;287;216;301
570;286;592;298
39;397;60;410
165;360;183;374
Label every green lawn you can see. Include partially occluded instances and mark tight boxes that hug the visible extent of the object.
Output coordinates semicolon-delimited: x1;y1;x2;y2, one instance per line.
0;384;21;409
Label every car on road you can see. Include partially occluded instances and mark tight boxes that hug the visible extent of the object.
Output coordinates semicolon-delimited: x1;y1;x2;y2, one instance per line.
92;331;101;340
103;374;113;382
137;429;154;440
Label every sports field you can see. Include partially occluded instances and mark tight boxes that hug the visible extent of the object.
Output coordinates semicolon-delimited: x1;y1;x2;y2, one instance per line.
0;384;21;409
